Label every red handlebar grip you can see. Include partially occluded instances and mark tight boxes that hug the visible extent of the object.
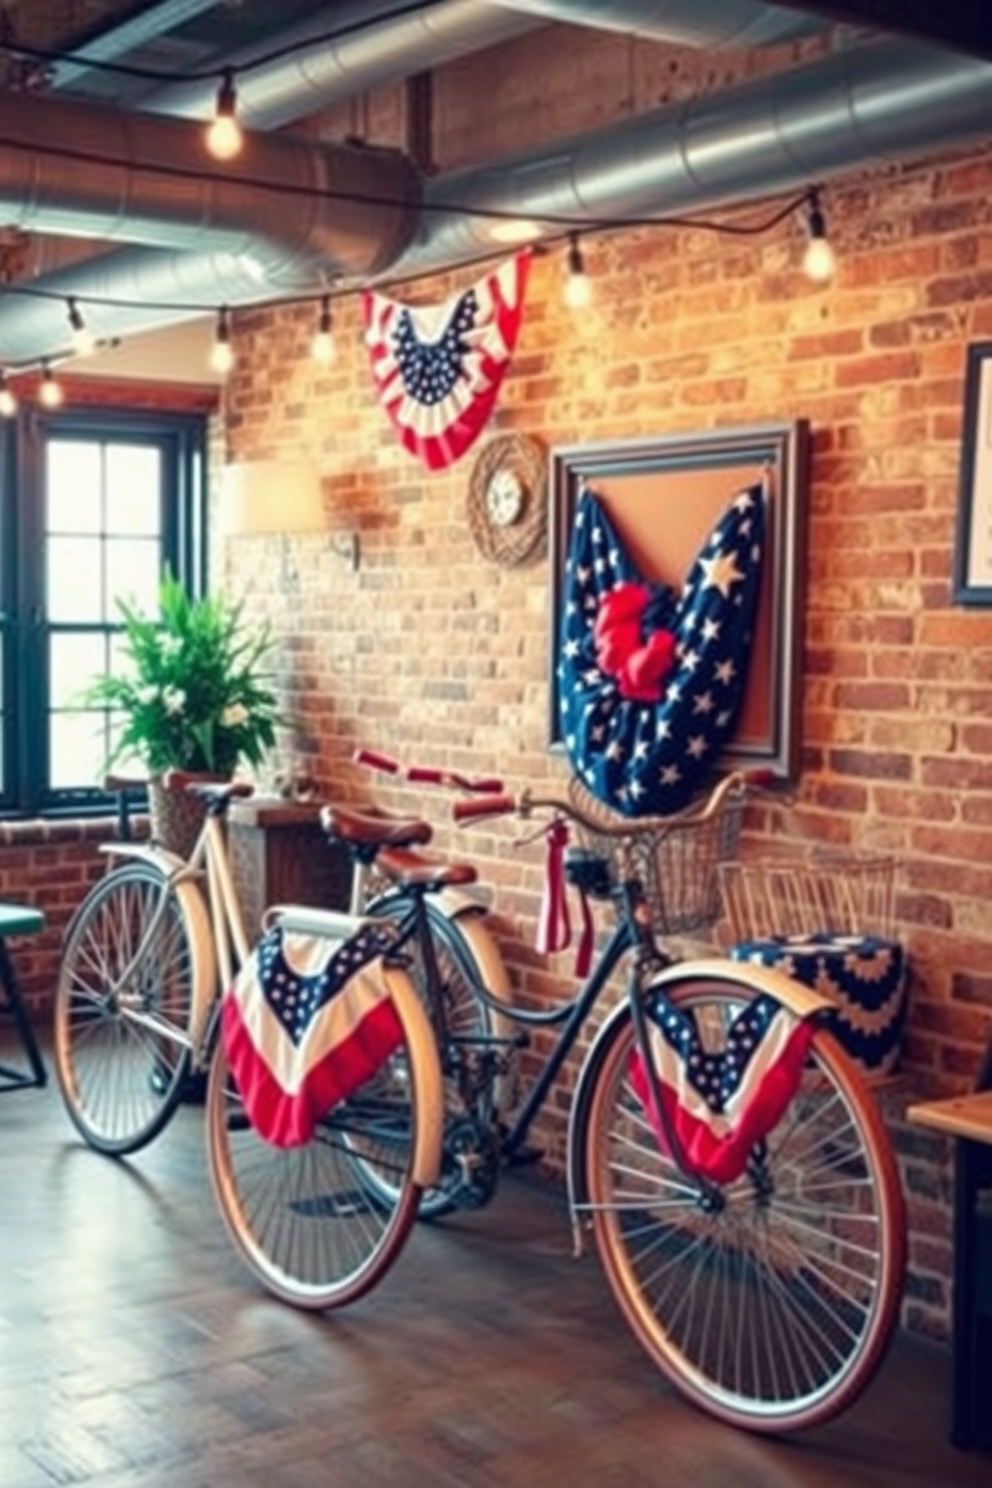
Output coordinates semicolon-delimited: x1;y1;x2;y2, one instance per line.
407;765;444;785
453;793;516;822
742;767;777;789
355;748;400;775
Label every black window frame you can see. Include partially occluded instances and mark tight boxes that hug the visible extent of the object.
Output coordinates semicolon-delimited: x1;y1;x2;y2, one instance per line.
0;405;207;819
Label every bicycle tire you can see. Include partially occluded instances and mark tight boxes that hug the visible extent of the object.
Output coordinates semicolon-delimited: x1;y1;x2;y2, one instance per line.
205;961;443;1310
579;973;906;1433
54;861;202;1156
367;896;509;1218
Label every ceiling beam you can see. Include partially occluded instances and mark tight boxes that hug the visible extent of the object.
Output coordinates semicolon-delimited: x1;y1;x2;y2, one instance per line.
773;2;992;58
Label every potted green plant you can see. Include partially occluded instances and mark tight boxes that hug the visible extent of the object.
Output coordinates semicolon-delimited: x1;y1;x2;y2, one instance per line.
87;571;283;854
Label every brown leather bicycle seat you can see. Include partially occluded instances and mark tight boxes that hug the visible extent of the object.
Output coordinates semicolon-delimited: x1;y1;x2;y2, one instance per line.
375;846;478;889
320;804;432;850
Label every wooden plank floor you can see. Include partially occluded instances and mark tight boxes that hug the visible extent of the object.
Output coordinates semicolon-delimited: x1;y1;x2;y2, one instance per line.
1;1052;989;1488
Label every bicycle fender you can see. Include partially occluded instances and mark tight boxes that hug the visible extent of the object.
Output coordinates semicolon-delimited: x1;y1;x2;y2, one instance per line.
380;961;444;1189
99;840;189;875
565;959;835;1222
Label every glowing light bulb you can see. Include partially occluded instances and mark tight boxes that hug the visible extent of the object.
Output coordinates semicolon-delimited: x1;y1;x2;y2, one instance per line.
0;373;17;418
210;307;234;375
206;70;242;161
563;234;592;309
67;298;95;356
39;363;63;408
311;296;336;365
803;192;836;283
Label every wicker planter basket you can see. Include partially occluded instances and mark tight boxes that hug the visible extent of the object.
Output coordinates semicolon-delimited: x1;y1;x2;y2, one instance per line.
148;773;227;860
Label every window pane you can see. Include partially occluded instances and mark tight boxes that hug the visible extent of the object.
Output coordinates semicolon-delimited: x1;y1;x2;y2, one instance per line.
106;539;161;614
106;446;162;535
50;633;108;709
47;538;104;622
47;442;102;532
50;710;107;790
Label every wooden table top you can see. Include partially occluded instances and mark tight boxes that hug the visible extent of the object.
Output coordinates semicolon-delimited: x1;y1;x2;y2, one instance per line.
907;1090;992;1145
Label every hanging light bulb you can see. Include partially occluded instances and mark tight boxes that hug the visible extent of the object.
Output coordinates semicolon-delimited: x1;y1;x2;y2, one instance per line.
67;297;95;356
39;362;63;409
563;232;592;309
802;189;837;283
206;68;242;161
0;371;17;418
210;306;234;376
311;295;336;365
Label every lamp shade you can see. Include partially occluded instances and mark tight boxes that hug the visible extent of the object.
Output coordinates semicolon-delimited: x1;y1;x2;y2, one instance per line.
218;460;324;535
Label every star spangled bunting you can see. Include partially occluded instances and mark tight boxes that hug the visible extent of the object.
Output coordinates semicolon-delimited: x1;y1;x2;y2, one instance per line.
557;484;765;816
362;251;531;472
222;921;404;1148
629;991;815;1185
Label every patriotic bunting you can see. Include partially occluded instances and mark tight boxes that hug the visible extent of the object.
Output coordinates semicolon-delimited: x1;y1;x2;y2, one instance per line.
222;921;404;1148
362;252;530;472
558;485;764;816
629;990;815;1185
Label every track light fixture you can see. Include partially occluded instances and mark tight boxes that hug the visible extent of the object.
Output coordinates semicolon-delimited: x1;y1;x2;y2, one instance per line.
39;361;63;408
210;305;234;375
67;297;94;356
206;68;242;162
311;294;336;365
0;371;17;418
802;189;836;283
563;232;592;310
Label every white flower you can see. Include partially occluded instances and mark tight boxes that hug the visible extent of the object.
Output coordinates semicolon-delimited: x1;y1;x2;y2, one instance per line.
159;633;183;658
162;687;186;715
136;684;158;705
220;702;249;728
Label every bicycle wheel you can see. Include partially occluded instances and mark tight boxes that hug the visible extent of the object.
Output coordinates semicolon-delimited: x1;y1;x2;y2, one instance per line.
368;896;509;1217
580;973;906;1433
205;962;443;1310
54;861;202;1156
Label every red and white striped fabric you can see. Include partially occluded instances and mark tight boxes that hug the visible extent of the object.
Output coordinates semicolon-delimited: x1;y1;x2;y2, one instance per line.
222;922;403;1149
362;251;530;472
629;991;816;1185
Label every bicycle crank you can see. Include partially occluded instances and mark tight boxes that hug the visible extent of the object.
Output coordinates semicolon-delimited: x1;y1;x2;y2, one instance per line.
439;1116;501;1210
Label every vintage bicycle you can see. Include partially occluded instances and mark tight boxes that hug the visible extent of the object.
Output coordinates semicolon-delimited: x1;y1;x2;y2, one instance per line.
52;773;449;1307
305;764;907;1433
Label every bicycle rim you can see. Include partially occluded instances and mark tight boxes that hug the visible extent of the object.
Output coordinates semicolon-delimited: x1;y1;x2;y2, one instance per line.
368;898;497;1218
584;979;906;1432
54;863;195;1155
206;1035;423;1310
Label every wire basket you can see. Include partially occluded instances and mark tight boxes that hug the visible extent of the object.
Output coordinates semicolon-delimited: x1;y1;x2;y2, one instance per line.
567;776;747;938
718;848;896;944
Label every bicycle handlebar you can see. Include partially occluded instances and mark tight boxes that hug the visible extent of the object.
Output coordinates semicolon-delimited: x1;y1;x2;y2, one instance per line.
355;747;503;795
453;769;772;837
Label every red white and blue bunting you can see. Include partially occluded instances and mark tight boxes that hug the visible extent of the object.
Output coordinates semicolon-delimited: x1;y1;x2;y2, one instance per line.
362;252;531;472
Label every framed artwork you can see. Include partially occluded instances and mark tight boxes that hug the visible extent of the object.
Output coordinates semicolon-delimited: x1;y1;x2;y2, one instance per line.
548;421;810;782
953;341;992;605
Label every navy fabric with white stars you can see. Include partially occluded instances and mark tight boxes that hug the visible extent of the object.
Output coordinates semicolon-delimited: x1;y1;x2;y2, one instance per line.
393;290;477;405
647;989;781;1114
558;486;765;815
255;922;400;1047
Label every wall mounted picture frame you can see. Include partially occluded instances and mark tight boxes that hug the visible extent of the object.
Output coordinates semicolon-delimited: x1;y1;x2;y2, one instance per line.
548;421;810;782
953;341;992;606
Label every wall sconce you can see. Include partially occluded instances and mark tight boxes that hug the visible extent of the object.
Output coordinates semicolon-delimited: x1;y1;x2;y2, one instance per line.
218;459;360;589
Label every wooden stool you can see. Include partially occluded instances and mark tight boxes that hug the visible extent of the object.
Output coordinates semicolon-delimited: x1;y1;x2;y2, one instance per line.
0;903;47;1093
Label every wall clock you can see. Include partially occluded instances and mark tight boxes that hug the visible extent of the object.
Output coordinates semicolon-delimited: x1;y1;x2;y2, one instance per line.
467;432;547;567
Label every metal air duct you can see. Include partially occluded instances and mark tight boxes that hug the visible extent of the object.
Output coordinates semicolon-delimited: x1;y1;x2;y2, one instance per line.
142;0;545;128
484;0;824;48
393;35;992;276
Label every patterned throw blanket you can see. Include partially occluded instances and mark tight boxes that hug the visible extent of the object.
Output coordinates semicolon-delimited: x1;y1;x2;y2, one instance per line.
222;921;404;1148
629;991;815;1184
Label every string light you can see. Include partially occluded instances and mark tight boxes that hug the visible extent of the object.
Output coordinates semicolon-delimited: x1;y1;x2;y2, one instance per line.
205;68;242;162
563;232;592;310
0;371;17;418
311;294;336;365
802;188;836;283
210;305;234;375
38;361;63;408
67;297;95;356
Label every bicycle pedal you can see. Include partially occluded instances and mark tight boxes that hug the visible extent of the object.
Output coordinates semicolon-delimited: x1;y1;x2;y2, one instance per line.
506;1143;544;1167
